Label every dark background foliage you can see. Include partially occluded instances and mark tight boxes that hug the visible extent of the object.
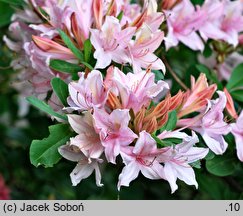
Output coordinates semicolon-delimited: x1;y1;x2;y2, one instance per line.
0;0;243;200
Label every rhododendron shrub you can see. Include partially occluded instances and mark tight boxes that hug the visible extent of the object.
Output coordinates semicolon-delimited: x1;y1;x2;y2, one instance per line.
1;0;243;199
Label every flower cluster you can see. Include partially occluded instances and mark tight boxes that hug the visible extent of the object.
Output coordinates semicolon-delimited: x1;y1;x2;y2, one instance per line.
165;0;243;50
4;0;243;193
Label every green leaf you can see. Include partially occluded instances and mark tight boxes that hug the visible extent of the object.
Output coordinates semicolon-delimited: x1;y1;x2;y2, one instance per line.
231;90;243;102
151;134;166;148
117;11;124;21
51;78;69;106
196;172;228;199
202;42;213;58
160;110;177;132
58;29;84;61
226;63;243;90
195;64;223;90
26;96;67;121
0;2;14;27
0;0;25;6
161;138;182;147
30;124;74;167
152;134;182;148
190;160;201;169
191;0;204;5
84;39;92;63
58;29;94;70
152;70;164;82
206;154;237;177
49;59;83;74
205;150;215;160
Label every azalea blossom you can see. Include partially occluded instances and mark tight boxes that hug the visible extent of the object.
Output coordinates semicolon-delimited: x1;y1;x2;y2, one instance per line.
219;0;243;47
118;131;165;190
67;112;104;159
128;25;166;73
67;70;108;111
198;0;225;41
93;108;137;164
105;67;168;113
164;0;205;51
90;16;136;69
58;144;103;186
178;91;231;154
157;131;209;193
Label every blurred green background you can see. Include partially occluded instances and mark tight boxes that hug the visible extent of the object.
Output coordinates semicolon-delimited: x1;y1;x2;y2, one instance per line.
1;0;243;200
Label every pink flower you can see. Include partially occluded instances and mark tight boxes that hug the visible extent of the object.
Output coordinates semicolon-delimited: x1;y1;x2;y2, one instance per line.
58;144;103;186
67;70;108;111
165;0;204;51
121;3;142;26
105;67;168;113
157;131;208;193
67;112;104;159
11;3;40;23
128;25;166;73
220;0;243;47
198;0;225;41
231;111;243;162
90;16;136;69
24;41;69;104
93;108;138;164
178;91;231;154
118;131;165;190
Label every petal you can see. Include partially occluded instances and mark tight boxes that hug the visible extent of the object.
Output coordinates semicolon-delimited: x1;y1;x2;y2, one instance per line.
133;131;157;155
93;108;110;131
184;147;209;163
117;161;140;190
94;162;104;187
199;22;226;41
58;144;85;162
102;139;120;164
177;32;204;51
164;162;178;193
147;80;169;98
234;133;243;162
201;132;228;155
110;109;131;128
70;162;95;186
174;163;198;189
67;113;93;134
141;161;165;180
138;53;166;73
117;127;138;146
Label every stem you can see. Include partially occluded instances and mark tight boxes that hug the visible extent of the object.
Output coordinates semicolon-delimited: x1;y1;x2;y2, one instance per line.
0;65;12;70
162;57;189;91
